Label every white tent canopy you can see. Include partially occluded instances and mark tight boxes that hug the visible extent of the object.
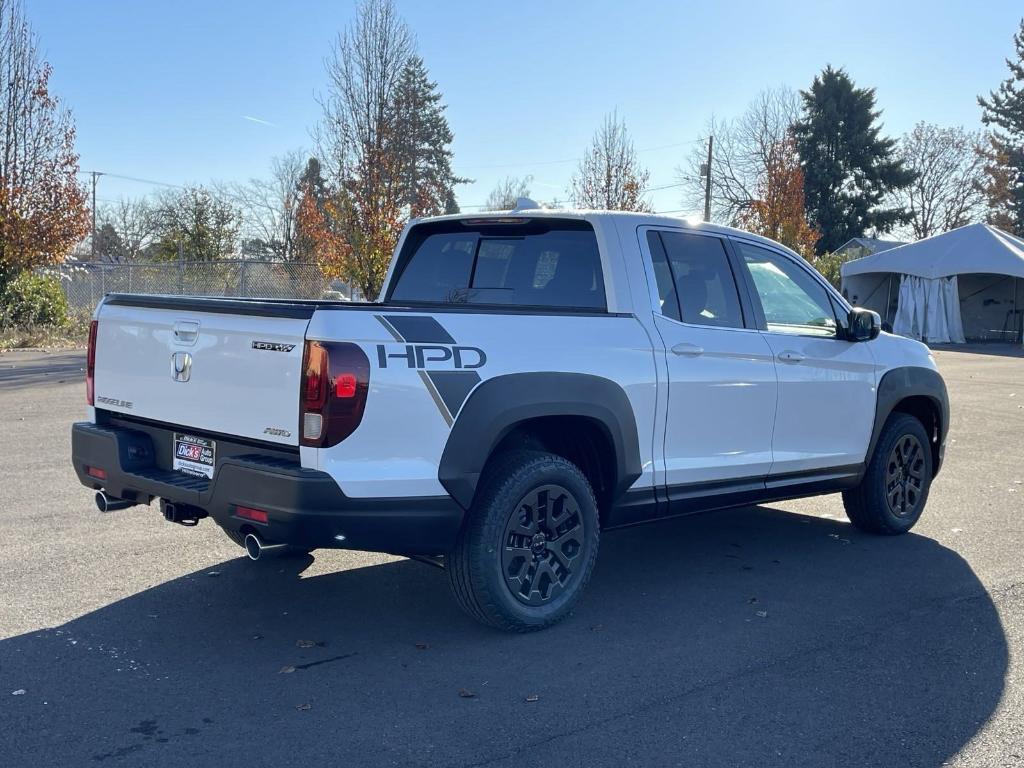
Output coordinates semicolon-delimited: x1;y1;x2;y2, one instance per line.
841;224;1024;344
842;223;1024;279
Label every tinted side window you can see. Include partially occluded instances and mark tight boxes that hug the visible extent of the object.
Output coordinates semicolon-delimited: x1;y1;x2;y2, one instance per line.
648;230;744;329
390;221;605;310
734;241;838;337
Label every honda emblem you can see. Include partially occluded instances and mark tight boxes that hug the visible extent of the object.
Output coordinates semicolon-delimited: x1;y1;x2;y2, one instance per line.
171;351;192;382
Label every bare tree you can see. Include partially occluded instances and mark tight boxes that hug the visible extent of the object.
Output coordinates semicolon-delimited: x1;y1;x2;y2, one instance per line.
314;0;414;298
98;197;157;262
892;122;987;239
151;186;240;262
482;175;533;211
570;112;650;211
317;0;412;188
677;87;800;224
222;150;306;260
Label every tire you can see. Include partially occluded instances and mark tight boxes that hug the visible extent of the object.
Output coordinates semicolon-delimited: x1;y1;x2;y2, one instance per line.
447;450;600;632
843;413;933;535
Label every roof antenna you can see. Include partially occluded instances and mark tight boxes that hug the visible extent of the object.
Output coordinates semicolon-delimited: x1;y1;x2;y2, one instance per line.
511;197;541;211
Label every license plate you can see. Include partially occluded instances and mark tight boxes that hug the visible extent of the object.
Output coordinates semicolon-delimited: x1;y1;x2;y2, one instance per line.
173;433;215;479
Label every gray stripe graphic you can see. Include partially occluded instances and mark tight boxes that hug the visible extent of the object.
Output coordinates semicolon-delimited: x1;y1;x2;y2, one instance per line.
424;370;481;420
383;315;456;344
417;370;454;426
376;315;404;342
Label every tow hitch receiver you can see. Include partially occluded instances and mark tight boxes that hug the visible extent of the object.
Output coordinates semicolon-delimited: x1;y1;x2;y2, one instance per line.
161;499;207;527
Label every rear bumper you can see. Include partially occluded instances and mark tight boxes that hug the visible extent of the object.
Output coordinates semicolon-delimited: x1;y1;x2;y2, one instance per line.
71;421;463;555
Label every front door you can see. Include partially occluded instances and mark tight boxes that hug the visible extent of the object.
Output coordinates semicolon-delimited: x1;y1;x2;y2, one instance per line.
732;239;878;476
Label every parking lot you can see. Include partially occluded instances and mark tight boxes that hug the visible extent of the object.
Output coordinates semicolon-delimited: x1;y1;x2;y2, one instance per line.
0;346;1022;767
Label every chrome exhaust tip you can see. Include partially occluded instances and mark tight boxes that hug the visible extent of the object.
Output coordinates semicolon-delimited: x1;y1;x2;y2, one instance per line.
95;490;136;513
243;533;290;561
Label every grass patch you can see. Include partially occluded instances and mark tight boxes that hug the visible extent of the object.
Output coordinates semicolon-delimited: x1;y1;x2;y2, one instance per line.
0;311;91;352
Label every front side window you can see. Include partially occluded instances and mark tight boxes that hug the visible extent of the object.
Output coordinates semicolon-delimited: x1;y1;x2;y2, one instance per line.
734;241;838;337
646;230;744;329
390;220;605;310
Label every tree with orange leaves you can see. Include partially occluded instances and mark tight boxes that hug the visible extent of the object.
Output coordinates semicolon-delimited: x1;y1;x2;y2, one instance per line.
315;0;466;299
296;140;406;300
0;0;88;286
738;137;819;258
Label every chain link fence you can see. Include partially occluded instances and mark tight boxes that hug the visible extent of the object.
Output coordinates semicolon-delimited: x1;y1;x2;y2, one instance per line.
53;261;360;310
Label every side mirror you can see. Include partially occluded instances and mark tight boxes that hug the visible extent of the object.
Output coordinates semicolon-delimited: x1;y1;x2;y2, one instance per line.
848;307;881;342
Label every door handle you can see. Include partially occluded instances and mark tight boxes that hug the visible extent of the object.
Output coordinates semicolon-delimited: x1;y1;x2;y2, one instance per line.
671;342;704;357
776;350;806;363
173;320;199;346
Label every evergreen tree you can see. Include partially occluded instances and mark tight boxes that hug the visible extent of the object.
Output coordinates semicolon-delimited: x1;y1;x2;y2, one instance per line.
978;19;1024;235
298;157;328;209
93;223;127;263
393;55;467;217
293;157;328;264
793;66;914;253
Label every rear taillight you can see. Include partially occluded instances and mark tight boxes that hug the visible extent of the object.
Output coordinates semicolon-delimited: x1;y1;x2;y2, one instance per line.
86;320;98;405
235;505;269;524
299;341;370;448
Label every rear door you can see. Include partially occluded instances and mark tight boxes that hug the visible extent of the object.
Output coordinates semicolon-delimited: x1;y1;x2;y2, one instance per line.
93;298;311;446
642;229;778;488
731;239;877;475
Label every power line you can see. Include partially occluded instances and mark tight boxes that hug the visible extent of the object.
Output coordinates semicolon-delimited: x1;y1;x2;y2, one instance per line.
78;170;184;189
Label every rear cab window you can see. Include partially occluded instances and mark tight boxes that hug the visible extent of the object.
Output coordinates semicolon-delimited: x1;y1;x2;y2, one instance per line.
388;218;606;311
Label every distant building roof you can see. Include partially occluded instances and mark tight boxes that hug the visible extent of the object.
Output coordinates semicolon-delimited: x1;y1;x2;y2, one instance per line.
835;237;907;256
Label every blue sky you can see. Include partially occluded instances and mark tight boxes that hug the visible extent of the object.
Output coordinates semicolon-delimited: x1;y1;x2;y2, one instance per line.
31;0;1024;215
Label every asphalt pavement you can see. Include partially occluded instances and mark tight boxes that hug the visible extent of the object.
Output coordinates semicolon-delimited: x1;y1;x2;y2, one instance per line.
1;345;1022;767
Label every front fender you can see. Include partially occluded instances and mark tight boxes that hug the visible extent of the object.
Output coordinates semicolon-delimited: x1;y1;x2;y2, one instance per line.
869;366;950;475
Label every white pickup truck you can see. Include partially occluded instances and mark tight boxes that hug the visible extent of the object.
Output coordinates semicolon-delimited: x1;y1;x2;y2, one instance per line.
72;207;949;631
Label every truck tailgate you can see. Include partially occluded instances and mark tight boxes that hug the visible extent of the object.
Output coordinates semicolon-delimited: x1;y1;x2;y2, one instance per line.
93;298;311;446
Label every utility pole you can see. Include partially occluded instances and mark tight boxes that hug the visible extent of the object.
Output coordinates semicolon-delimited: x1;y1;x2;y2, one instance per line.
89;171;103;259
702;136;713;223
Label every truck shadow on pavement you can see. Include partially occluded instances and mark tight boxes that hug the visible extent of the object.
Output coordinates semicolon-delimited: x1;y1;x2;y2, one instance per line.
1;505;1007;768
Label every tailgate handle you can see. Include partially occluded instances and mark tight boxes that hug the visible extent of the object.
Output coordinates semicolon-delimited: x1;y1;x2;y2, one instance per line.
173;321;200;346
